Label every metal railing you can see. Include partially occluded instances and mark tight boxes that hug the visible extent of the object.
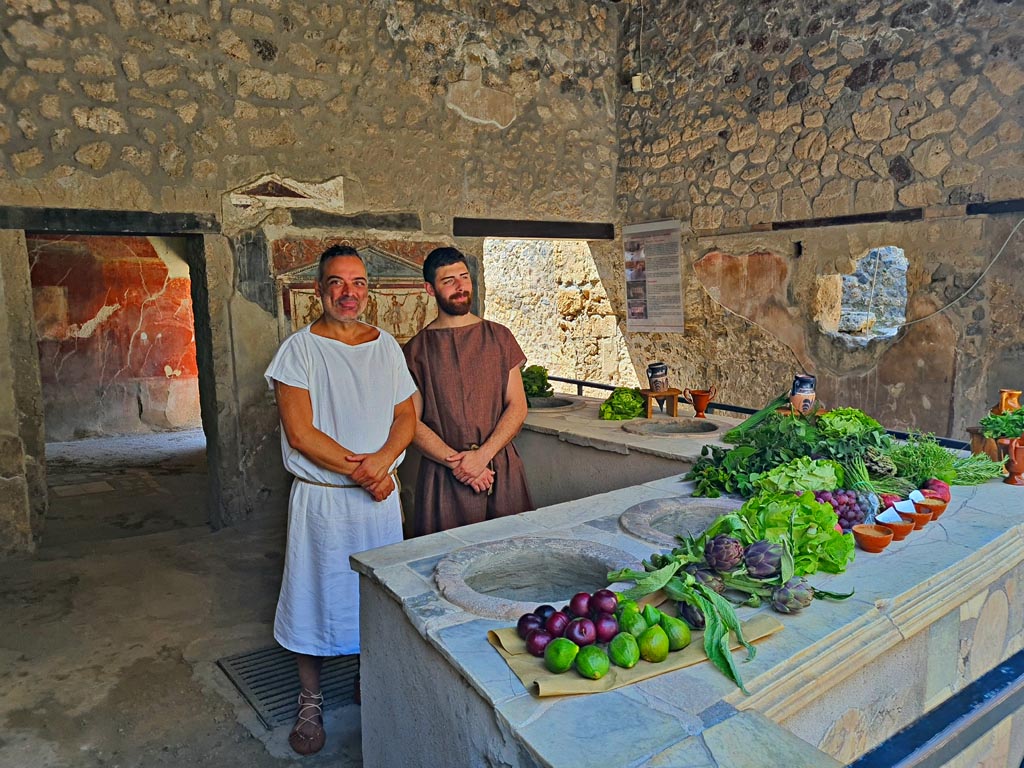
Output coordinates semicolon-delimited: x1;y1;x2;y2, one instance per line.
547;375;970;450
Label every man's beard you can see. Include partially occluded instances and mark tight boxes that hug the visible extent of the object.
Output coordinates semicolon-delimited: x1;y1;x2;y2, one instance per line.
436;291;472;316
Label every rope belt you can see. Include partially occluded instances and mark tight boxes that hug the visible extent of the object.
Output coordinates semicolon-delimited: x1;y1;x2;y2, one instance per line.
296;470;400;489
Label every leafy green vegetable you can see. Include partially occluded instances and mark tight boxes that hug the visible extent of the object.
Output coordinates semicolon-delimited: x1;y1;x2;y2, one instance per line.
978;409;1024;440
884;433;958;487
723;392;790;443
731;491;855;576
692;586;753;694
686;413;824;498
599;387;646;420
754;457;845;495
521;364;554;399
816;408;885;440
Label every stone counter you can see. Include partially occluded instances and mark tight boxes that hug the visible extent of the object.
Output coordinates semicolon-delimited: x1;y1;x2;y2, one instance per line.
517;397;742;508
353;475;1024;767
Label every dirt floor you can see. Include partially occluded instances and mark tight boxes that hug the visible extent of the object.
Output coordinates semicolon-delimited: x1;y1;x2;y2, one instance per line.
0;430;363;768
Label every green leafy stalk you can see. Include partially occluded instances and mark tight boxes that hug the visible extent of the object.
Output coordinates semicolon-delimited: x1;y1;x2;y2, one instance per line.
812;587;855;601
723;392;790;443
609;560;684;601
691;588;750;694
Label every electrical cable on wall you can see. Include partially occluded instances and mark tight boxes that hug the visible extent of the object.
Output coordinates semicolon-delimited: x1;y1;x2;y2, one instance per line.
629;0;651;92
695;215;1024;374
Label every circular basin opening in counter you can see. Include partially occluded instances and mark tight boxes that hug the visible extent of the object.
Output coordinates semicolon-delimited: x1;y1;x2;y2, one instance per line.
434;537;643;620
527;396;584;411
620;418;719;436
619;496;744;548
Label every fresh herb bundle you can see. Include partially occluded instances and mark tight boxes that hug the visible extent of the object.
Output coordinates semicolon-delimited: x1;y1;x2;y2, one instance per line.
884;433;958;487
951;453;1007;484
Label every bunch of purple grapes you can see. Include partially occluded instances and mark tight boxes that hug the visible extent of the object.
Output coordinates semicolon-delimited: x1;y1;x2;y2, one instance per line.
813;489;867;531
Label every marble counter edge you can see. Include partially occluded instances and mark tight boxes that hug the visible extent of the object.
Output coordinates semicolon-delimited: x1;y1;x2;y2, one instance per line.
732;521;1024;722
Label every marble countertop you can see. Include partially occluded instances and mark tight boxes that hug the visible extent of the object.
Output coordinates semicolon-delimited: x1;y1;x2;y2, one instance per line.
520;395;745;462
352;471;1024;767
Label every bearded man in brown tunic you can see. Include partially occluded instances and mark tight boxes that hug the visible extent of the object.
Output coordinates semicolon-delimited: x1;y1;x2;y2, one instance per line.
403;247;534;535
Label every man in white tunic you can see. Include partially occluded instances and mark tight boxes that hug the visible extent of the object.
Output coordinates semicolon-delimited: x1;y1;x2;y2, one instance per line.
264;245;417;755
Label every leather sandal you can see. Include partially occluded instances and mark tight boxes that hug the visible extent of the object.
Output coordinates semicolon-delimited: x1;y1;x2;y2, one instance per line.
288;689;325;756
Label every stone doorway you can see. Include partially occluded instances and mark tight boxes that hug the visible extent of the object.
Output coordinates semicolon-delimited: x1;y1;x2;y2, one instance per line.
26;232;212;547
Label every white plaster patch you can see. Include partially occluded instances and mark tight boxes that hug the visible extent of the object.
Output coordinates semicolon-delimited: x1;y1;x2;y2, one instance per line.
445;66;517;129
148;236;190;279
164;365;182;378
69;303;120;338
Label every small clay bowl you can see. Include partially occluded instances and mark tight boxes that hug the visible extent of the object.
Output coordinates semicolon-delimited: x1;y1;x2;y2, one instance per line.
914;497;948;520
899;509;932;530
877;517;914;541
853;524;894;553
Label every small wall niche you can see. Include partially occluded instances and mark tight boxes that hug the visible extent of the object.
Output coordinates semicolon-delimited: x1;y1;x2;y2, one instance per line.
820;245;908;348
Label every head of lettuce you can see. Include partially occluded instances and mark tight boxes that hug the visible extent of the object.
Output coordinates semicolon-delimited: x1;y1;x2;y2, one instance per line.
599;387;647;420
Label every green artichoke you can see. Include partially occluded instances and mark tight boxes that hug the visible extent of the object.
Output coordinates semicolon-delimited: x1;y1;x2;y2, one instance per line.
678;601;705;630
684;564;726;594
771;578;814;613
704;535;744;572
743;540;783;579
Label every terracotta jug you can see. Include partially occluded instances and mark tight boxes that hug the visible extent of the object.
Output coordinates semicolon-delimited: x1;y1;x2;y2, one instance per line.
999;438;1024;486
991;389;1022;415
684;386;717;419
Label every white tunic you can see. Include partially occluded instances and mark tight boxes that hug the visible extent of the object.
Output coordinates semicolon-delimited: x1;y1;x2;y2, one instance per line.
264;324;417;656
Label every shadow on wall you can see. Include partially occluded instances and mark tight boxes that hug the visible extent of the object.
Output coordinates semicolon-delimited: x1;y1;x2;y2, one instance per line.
29;234;201;441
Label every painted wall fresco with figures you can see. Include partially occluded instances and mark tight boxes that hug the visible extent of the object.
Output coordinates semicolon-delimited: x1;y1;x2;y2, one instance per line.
271;237;444;345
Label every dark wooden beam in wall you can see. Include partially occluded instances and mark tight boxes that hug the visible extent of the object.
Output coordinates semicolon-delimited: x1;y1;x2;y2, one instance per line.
289;210;421;230
0;206;220;235
453;217;615;240
771;208;922;231
966;198;1024;216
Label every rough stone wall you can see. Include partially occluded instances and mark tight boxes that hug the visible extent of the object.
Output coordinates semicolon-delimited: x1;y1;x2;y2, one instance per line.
613;0;1024;436
483;239;639;390
0;1;623;549
619;0;1022;226
0;0;620;223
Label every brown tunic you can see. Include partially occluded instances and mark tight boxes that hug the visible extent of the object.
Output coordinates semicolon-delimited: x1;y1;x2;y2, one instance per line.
403;320;534;536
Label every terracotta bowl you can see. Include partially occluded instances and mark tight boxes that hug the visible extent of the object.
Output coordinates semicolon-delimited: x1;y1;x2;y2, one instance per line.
914;497;948;520
899;509;932;530
853;524;894;553
877;517;914;541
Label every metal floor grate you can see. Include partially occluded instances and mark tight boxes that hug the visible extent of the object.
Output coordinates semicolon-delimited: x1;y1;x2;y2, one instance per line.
217;645;359;729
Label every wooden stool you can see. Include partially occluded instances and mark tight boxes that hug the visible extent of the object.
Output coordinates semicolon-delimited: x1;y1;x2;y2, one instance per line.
639;388;681;418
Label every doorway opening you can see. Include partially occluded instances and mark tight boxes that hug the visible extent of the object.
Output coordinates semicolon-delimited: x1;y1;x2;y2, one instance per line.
481;239;638;390
27;234;210;550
